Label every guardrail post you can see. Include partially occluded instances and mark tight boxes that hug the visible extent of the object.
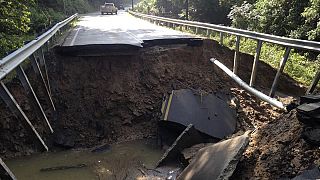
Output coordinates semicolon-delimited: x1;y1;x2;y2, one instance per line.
45;41;50;52
233;36;241;74
37;48;52;96
250;40;263;86
220;32;224;45
0;157;17;180
30;54;56;111
206;29;209;37
195;27;199;34
269;47;291;97
306;69;320;94
16;65;53;133
0;81;48;151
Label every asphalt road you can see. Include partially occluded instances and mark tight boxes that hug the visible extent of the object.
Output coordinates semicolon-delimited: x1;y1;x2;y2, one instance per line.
62;11;195;47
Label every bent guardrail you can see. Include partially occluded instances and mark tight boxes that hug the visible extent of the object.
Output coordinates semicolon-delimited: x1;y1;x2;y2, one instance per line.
0;14;77;180
130;11;320;108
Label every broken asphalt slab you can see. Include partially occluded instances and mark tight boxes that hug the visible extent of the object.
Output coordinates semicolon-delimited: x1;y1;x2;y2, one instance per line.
300;95;320;105
177;132;250;180
161;89;236;139
156;124;203;167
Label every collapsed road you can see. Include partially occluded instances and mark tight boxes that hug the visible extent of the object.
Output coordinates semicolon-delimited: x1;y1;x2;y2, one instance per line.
0;11;319;180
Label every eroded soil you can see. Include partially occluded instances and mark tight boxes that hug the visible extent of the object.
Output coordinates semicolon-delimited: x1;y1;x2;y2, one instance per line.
0;39;318;179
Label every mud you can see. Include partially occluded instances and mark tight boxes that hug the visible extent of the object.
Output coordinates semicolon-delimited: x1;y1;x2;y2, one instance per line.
0;39;317;179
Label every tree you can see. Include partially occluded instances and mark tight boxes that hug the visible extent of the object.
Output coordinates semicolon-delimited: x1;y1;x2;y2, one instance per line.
0;0;34;57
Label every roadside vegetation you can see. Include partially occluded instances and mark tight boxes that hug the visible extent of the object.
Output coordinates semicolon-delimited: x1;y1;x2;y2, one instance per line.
135;0;320;85
0;0;105;58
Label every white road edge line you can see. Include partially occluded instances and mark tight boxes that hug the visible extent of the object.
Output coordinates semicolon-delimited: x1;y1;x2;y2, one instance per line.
70;28;81;46
126;31;144;43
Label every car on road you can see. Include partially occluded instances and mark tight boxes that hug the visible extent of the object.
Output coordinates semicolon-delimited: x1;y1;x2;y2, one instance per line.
118;4;124;10
100;3;117;15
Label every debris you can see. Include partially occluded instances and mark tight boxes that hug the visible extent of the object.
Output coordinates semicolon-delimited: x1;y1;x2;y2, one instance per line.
161;89;236;139
91;144;111;153
40;163;87;172
292;166;320;180
138;168;147;176
156;124;203;167
177;132;250;180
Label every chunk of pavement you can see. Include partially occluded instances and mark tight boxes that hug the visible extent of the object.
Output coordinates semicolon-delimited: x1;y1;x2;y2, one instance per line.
156;124;203;167
296;102;320;116
181;143;214;164
300;94;320;105
161;89;236;139
177;131;250;180
292;166;320;180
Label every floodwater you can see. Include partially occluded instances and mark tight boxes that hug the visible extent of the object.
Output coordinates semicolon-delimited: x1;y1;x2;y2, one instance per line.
6;139;164;180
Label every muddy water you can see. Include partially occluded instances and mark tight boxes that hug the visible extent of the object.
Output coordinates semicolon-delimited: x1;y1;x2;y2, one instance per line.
6;139;163;180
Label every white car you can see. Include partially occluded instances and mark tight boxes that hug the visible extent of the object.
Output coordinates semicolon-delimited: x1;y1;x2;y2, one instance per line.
100;3;118;15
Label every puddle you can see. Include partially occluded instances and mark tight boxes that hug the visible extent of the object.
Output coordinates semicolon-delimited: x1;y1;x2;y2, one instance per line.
6;139;163;180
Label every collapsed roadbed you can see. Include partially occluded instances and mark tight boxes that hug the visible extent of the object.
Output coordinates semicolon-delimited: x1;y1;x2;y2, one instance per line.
0;39;319;179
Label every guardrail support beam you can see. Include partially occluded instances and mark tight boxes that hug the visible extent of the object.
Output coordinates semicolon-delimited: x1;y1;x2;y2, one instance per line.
16;65;53;133
0;157;17;180
30;55;56;111
250;40;263;86
37;49;52;96
269;47;291;97
220;32;224;45
233;36;241;74
0;81;48;151
306;69;320;94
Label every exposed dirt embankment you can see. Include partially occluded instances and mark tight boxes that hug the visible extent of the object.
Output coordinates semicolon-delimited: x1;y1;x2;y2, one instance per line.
0;39;317;179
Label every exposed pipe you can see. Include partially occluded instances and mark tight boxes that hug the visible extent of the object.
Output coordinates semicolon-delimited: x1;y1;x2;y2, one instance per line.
210;58;285;109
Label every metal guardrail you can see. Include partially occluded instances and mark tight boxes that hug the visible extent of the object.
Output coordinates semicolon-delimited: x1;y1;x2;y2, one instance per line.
0;14;77;180
130;11;320;108
0;14;78;79
129;11;320;52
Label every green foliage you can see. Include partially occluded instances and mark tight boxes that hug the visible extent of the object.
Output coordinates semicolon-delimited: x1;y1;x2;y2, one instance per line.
0;0;34;57
228;0;319;41
0;0;98;59
296;0;320;41
189;0;229;24
135;0;158;14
